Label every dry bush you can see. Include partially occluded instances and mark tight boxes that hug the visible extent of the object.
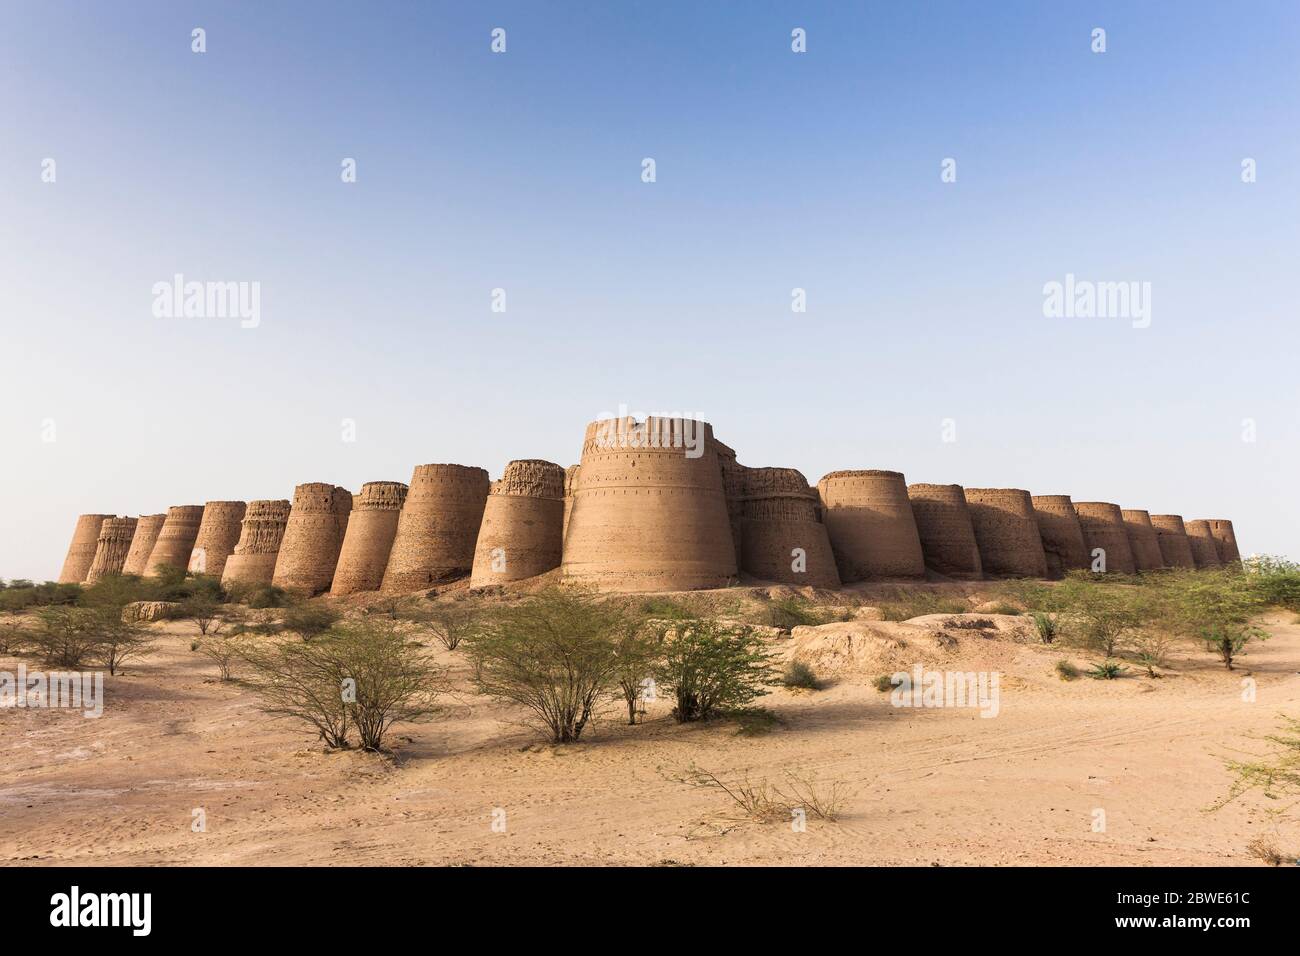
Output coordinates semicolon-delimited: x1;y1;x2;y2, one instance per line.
1246;835;1291;867
679;764;849;824
403;603;483;651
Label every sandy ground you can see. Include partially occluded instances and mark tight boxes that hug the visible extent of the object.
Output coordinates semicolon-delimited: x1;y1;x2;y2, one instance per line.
2;595;1298;867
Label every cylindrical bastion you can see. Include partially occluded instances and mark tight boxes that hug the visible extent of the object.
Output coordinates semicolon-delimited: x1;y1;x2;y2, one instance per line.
188;500;247;577
121;514;166;576
1206;519;1241;564
562;417;738;591
144;505;205;577
1073;502;1137;574
739;467;840;588
331;482;409;595
272;484;353;595
1031;495;1090;577
1121;509;1165;571
85;516;139;584
817;470;926;582
221;500;292;587
1149;514;1197;569
562;464;582;542
58;514;113;583
1185;519;1223;569
470;460;565;589
907;484;983;580
964;489;1048;578
382;464;489;592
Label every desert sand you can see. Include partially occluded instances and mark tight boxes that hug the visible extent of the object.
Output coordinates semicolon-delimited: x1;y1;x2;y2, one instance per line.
2;584;1296;867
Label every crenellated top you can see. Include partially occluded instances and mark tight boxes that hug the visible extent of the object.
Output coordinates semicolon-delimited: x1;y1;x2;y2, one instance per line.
353;481;408;511
491;460;564;500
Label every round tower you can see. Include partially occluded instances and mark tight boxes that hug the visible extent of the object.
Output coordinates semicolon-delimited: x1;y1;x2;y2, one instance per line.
1206;519;1241;564
1149;515;1196;569
188;501;247;577
739;467;840;588
964;489;1048;578
381;464;490;593
562;417;738;591
562;464;582;542
816;470;926;581
907;484;983;580
330;482;409;595
121;514;166;576
1031;495;1090;577
58;514;113;584
1121;509;1165;571
1185;519;1224;569
85;516;139;584
272;484;353;595
143;505;206;577
221;500;292;587
470;461;565;589
1073;502;1137;574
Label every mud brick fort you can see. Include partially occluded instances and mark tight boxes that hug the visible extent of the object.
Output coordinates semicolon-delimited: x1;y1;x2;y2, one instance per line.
58;416;1244;593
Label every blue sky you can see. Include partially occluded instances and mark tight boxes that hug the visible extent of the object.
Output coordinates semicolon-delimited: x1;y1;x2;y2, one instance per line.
2;1;1296;579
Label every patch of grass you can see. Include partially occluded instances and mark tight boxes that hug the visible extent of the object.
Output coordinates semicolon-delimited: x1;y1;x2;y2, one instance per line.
1055;659;1079;681
877;589;969;622
678;763;850;824
638;596;696;620
728;707;783;736
1087;659;1127;680
782;659;821;690
981;602;1023;616
1031;611;1058;644
873;673;896;692
1246;835;1293;867
766;596;829;630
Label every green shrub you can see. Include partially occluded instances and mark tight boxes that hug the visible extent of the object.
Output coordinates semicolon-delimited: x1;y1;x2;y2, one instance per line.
279;603;341;642
654;618;778;723
1055;659;1078;681
873;673;896;692
1049;573;1156;657
1031;611;1058;644
877;589;969;621
1160;568;1267;670
1087;659;1127;680
767;597;828;630
1245;556;1300;612
782;659;821;690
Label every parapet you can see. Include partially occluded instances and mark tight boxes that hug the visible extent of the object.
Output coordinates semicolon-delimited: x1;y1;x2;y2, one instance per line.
382;464;490;592
85;516;139;584
817;470;926;581
222;499;292;587
272;484;353;595
189;500;247;577
331;481;409;595
964;488;1049;578
470;460;566;588
143;505;206;577
908;484;983;580
58;514;113;584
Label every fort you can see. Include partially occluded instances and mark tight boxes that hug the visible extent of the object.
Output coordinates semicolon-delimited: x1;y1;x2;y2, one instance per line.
221;500;292;587
53;416;1244;594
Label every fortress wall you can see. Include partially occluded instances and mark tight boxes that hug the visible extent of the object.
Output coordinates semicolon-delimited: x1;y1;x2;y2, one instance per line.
470;460;565;589
817;470;926;582
965;489;1049;578
381;464;490;592
1206;519;1241;564
1149;514;1197;569
562;464;581;542
272;484;353;595
1031;495;1090;577
1121;509;1166;571
121;514;166;576
330;482;409;595
85;516;139;584
143;505;206;577
739;467;840;588
1185;519;1224;569
907;484;983;580
1073;502;1137;574
713;438;747;567
58;514;113;583
189;501;246;577
221;499;292;587
562;417;738;591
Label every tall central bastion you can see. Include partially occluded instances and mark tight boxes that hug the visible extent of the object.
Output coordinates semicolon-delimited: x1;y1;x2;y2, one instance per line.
52;415;1244;591
561;417;738;591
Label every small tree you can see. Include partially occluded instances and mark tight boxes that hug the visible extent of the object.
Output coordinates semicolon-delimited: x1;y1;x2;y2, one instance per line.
280;603;341;642
1049;574;1154;658
654;618;778;723
26;607;106;668
182;595;227;637
1162;569;1267;670
93;611;153;675
611;624;662;725
405;603;482;651
463;588;625;743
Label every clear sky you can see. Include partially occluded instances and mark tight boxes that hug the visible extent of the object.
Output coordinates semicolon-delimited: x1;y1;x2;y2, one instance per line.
1;1;1296;581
